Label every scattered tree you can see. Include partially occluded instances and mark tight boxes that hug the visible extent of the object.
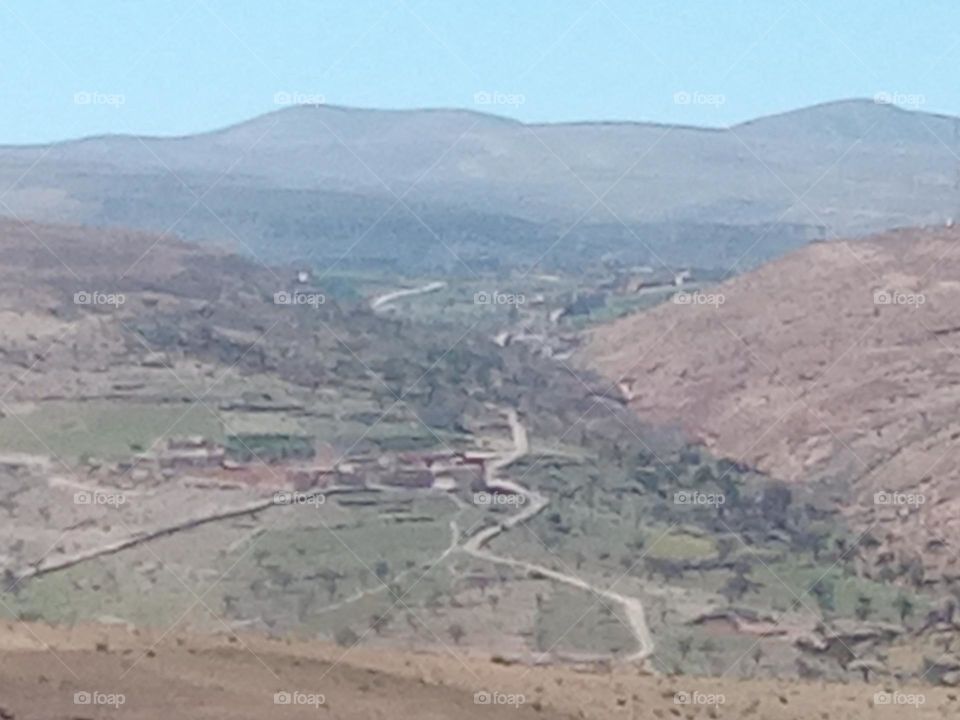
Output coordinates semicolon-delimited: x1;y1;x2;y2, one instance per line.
334;626;360;647
370;612;393;635
811;578;836;615
448;623;465;645
693;465;715;485
895;594;914;624
720;572;752;604
699;638;719;655
759;483;792;530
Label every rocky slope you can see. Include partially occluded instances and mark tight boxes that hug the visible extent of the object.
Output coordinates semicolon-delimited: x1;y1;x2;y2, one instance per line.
581;226;960;579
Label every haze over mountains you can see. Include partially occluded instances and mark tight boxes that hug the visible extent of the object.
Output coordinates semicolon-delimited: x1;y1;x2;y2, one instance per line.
2;99;958;273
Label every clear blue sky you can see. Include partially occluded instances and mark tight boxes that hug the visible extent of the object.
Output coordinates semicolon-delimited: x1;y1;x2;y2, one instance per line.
1;0;957;144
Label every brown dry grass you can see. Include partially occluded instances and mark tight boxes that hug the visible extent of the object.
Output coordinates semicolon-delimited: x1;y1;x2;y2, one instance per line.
1;622;957;719
581;227;960;574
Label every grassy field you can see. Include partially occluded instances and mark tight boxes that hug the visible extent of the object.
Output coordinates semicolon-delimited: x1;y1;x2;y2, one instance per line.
213;495;460;637
9;493;463;637
534;586;637;658
0;400;224;461
744;559;931;623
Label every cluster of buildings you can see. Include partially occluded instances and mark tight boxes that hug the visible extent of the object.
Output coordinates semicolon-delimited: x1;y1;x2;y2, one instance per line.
120;436;489;496
338;449;487;491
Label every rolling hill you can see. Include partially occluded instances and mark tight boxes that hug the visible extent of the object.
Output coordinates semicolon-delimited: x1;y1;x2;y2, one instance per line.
1;99;958;272
581;226;960;581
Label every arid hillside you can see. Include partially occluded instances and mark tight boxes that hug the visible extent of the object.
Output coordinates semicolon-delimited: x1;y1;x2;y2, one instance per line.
581;226;960;579
0;622;955;720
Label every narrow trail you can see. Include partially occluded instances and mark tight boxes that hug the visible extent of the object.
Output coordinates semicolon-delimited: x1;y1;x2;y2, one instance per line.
15;488;334;581
370;281;447;312
458;409;655;664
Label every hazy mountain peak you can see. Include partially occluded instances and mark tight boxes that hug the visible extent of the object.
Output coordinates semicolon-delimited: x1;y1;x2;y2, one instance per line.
735;97;957;144
215;102;520;144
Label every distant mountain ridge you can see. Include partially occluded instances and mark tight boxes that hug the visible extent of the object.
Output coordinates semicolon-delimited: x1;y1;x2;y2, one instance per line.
1;99;957;273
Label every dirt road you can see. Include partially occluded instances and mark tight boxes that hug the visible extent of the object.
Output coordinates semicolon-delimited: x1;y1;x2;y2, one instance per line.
459;409;655;663
370;281;447;311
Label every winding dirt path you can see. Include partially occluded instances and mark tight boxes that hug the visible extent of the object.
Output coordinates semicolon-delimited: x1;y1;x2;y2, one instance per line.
312;408;656;663
458;410;654;664
370;281;447;312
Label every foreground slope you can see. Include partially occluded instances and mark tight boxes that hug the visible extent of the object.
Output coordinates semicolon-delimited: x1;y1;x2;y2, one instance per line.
1;622;956;719
582;226;960;577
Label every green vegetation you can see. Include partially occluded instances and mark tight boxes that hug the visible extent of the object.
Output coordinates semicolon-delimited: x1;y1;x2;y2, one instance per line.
225;433;315;463
534;587;636;657
0;401;223;461
644;530;716;563
745;561;931;624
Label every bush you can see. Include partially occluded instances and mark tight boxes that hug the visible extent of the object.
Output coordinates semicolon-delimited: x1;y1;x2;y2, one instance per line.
334;626;360;647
